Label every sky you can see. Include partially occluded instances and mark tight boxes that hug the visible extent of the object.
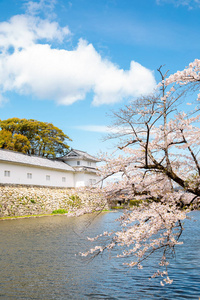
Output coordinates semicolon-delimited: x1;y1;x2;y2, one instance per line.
0;0;200;156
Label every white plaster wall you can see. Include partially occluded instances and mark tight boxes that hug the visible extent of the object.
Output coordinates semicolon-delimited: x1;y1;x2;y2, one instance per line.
66;160;96;168
0;162;75;187
74;172;100;187
74;173;86;187
86;161;96;168
66;160;84;167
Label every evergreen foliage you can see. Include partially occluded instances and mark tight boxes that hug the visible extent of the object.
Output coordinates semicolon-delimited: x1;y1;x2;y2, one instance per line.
0;118;72;158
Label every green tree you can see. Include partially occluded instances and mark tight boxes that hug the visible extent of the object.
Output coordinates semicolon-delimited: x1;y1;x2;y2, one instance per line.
0;118;71;158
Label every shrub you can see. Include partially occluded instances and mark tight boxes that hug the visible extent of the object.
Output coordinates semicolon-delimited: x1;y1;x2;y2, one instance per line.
111;206;124;209
52;209;68;214
129;199;143;207
68;195;81;208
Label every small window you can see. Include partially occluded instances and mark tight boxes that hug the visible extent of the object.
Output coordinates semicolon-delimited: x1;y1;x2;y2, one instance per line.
46;175;50;181
92;179;96;184
62;177;66;182
77;161;80;165
89;179;93;185
88;162;92;166
27;173;32;179
4;170;10;177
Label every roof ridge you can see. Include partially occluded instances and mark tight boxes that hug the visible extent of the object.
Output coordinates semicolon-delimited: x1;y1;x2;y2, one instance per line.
0;148;58;161
0;148;75;171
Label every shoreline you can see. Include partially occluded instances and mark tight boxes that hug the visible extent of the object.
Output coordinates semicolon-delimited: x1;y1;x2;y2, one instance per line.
0;209;111;221
0;185;107;220
0;213;63;221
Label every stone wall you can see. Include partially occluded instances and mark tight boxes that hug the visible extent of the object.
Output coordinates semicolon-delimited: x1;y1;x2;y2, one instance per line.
0;185;106;218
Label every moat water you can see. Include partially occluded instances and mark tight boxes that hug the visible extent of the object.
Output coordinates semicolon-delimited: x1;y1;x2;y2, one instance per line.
0;210;200;299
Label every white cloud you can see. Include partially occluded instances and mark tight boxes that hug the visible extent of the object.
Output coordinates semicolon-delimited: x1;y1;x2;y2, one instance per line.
0;14;70;51
74;125;133;134
156;0;200;8
24;0;57;18
0;12;156;106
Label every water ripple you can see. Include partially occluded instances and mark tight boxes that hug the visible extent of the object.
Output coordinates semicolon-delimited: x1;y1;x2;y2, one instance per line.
0;211;200;299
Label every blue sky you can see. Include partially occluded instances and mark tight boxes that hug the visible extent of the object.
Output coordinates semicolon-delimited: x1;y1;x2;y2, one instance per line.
0;0;200;155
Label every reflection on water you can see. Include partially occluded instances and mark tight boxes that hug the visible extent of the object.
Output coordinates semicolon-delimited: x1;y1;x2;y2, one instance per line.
0;211;200;299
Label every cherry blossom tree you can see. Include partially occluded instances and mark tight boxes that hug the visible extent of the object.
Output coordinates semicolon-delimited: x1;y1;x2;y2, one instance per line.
81;62;200;285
